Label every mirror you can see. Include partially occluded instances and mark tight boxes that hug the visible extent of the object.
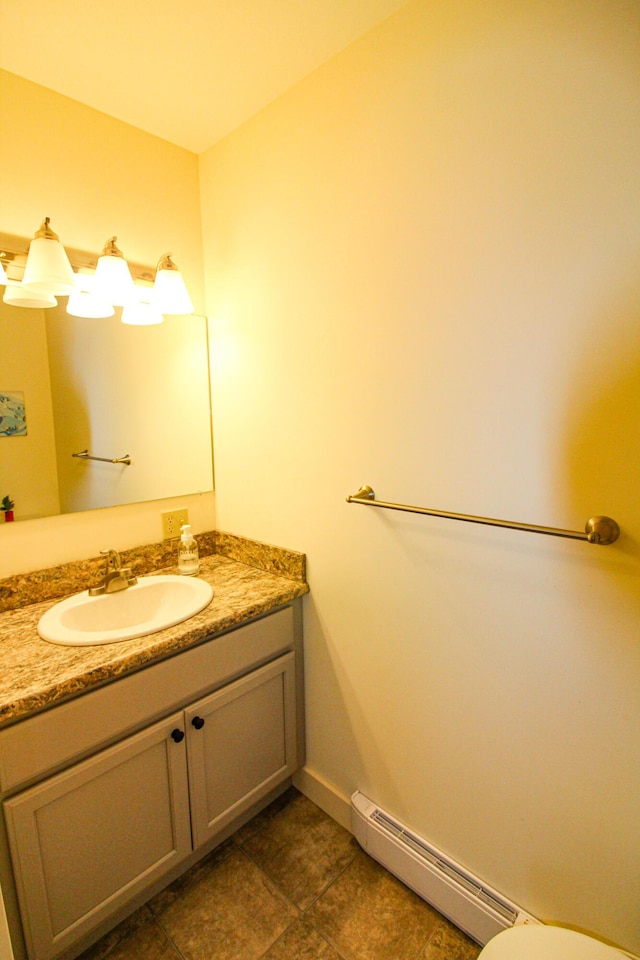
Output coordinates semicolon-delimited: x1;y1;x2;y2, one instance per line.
0;300;213;522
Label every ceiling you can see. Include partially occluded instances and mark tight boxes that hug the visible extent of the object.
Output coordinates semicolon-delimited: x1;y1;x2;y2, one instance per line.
0;0;410;154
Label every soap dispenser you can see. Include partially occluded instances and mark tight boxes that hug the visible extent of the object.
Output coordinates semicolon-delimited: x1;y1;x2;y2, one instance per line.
178;524;200;575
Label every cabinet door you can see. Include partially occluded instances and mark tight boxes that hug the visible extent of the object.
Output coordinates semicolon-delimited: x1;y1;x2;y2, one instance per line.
4;712;191;960
186;652;297;848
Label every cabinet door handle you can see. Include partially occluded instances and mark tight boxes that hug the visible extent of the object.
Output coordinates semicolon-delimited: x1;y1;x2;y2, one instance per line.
170;728;185;743
192;716;205;730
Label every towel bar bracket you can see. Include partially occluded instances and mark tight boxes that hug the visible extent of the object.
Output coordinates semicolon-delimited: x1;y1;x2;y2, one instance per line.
584;516;620;546
346;485;620;546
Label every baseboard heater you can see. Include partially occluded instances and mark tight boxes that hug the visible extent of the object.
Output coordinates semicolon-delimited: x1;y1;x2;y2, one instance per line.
351;791;538;946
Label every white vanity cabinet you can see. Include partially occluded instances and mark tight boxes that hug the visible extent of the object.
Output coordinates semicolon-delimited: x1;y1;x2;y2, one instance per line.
0;603;303;960
185;653;297;849
4;711;192;960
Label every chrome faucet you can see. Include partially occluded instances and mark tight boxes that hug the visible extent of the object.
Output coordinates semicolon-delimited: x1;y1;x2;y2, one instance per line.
89;549;138;596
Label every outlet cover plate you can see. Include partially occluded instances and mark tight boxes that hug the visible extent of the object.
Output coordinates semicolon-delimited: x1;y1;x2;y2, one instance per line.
161;509;189;540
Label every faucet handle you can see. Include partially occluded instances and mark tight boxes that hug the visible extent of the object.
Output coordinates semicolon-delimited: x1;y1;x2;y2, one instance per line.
100;548;122;570
89;549;136;596
120;566;138;587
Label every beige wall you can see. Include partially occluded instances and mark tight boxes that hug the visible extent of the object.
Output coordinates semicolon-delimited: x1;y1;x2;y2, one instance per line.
0;70;214;576
200;0;640;952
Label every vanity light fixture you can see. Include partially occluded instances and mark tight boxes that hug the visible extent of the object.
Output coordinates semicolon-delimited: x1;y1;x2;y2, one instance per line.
3;280;57;309
121;284;163;325
121;300;164;325
66;269;115;319
152;254;194;315
21;218;77;296
94;237;135;307
0;225;195;318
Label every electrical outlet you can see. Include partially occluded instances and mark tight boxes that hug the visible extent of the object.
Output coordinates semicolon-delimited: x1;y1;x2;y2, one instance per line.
161;509;189;540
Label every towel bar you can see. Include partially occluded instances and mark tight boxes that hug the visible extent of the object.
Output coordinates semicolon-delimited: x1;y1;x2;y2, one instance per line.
72;449;132;466
346;485;620;545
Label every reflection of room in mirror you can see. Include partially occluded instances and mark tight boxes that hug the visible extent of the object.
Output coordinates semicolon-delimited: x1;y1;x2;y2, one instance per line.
0;300;213;522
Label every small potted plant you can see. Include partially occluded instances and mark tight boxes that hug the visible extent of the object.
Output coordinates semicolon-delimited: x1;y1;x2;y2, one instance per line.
2;495;15;522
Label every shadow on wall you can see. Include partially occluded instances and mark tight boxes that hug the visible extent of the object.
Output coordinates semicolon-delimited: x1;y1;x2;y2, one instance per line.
302;592;401;805
562;280;640;608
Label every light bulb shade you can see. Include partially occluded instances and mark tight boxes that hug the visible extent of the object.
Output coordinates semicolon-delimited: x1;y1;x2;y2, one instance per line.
74;267;96;292
94;237;134;306
67;288;115;319
22;233;77;296
121;300;163;326
152;255;194;315
0;260;8;285
3;282;57;309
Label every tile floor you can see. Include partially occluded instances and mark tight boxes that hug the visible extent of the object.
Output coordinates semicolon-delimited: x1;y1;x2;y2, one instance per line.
78;787;481;960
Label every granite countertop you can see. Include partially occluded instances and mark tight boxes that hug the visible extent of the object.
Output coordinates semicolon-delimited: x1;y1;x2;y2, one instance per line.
0;533;308;730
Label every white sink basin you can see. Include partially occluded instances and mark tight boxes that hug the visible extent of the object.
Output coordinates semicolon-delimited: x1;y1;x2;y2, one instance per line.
38;575;214;646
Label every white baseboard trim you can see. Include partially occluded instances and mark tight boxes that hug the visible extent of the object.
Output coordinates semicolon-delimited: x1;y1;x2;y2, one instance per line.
292;766;352;831
292;771;640;959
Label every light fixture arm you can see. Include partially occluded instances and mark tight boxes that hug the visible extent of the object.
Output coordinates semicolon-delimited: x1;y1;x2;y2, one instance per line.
156;252;178;272
100;236;126;258
34;217;59;241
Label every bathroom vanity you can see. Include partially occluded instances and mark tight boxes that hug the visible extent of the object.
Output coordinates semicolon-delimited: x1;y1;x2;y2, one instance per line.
0;536;308;960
